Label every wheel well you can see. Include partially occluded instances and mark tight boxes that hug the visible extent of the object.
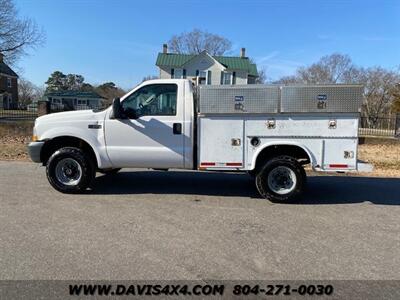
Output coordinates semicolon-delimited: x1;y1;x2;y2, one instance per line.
254;145;310;172
40;136;98;167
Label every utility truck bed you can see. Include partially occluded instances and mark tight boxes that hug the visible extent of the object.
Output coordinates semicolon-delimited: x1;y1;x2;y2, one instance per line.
197;85;362;172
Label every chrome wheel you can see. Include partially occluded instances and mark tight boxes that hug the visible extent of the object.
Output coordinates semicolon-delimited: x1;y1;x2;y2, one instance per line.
55;158;82;186
267;166;297;195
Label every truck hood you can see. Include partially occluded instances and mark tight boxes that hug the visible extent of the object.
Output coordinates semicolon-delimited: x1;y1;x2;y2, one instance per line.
36;109;103;123
34;108;110;140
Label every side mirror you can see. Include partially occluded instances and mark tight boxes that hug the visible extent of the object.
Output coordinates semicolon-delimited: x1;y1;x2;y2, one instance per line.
111;98;124;119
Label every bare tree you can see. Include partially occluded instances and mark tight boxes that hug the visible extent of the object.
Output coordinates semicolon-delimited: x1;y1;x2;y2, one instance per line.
18;78;35;107
18;78;43;108
255;67;267;84
274;53;400;119
168;29;232;56
358;67;400;123
273;75;299;85
295;53;357;84
0;0;45;64
273;54;358;85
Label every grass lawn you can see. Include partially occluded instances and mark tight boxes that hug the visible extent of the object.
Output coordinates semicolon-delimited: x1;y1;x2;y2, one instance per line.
358;143;400;177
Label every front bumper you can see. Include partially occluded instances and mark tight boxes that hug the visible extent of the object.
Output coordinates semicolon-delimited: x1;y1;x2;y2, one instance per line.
27;141;45;163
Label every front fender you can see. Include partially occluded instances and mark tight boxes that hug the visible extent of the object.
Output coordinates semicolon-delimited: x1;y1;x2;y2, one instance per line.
39;126;112;169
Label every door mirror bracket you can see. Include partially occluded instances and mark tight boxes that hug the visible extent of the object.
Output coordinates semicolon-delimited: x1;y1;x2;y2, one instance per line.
111;98;126;119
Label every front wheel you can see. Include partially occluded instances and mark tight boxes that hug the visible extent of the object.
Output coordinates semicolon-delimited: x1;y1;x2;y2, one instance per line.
255;155;306;203
46;147;95;193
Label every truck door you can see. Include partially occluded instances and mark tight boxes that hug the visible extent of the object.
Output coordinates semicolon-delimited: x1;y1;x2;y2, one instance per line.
104;83;185;168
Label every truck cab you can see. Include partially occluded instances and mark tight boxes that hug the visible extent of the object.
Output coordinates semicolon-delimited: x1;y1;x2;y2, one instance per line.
104;79;195;169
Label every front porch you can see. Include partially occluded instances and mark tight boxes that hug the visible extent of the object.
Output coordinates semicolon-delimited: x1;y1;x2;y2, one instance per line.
0;92;18;109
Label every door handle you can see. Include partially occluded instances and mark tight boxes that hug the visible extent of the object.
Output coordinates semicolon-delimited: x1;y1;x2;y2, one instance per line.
173;123;182;135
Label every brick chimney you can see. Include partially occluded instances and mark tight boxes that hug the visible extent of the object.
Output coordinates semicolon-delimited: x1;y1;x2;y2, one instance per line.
0;52;3;63
240;48;246;58
163;44;168;54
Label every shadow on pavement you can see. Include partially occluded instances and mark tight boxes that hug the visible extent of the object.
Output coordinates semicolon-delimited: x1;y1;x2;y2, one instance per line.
299;175;400;205
92;171;400;205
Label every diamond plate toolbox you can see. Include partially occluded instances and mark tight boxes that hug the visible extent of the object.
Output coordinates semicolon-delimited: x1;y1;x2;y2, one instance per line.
198;84;363;114
199;85;280;114
280;85;363;113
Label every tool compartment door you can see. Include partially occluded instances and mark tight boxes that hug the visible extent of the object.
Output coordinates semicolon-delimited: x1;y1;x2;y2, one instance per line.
198;117;244;169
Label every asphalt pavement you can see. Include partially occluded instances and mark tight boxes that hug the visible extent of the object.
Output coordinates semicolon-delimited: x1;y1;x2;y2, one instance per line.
0;161;399;280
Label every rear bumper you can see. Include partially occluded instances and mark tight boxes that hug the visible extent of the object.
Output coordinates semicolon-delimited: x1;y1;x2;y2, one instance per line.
27;141;44;163
357;160;374;172
313;160;373;172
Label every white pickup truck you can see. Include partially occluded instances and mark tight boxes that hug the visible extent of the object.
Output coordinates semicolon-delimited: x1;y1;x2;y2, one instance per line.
28;79;372;202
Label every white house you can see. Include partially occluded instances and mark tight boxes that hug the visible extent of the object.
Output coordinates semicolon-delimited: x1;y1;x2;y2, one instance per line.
156;44;258;85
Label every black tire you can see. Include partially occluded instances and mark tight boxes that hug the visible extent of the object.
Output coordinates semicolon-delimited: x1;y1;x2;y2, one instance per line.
98;168;121;175
247;170;257;178
255;155;306;203
46;147;95;193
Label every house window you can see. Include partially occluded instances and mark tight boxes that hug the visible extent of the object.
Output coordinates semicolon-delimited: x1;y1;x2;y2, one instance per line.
7;78;12;88
77;99;87;105
173;68;183;79
52;98;61;104
222;72;232;85
198;70;207;85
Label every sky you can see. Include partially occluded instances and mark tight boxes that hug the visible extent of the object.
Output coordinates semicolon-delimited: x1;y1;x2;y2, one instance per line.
14;0;400;90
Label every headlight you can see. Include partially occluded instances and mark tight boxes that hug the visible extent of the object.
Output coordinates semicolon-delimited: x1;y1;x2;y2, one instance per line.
32;125;38;141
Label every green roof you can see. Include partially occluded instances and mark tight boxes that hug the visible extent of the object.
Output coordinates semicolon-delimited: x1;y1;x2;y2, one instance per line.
44;90;105;99
0;62;18;77
156;52;258;77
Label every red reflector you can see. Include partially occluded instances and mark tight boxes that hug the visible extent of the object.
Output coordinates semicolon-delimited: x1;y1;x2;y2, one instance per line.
200;162;215;166
329;164;348;168
226;162;242;166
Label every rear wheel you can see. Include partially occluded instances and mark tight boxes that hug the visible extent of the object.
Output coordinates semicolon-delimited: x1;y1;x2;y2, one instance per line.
247;170;257;178
46;147;95;193
255;155;306;203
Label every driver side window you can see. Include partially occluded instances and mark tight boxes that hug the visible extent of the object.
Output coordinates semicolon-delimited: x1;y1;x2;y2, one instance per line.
121;84;177;118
